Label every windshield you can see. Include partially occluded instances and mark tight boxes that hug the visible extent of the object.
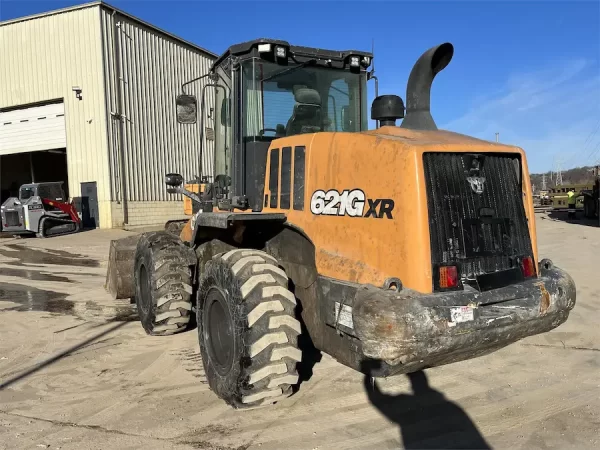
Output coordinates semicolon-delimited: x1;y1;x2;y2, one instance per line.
38;184;64;201
241;59;367;140
19;187;35;201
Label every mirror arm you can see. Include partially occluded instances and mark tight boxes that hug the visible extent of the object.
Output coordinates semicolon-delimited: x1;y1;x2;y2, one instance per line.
180;187;202;204
181;73;211;95
168;186;202;204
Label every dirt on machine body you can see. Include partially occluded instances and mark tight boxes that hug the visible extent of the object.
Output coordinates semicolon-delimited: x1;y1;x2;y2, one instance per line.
1;182;81;238
106;38;576;409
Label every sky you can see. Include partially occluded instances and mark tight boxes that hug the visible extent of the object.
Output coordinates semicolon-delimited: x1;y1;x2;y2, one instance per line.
1;0;599;173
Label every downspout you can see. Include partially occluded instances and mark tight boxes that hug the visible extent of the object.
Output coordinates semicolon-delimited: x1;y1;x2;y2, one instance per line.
111;10;128;225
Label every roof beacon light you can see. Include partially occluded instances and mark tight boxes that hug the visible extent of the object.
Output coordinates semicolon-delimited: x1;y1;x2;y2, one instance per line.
275;46;286;58
350;56;360;67
258;43;272;53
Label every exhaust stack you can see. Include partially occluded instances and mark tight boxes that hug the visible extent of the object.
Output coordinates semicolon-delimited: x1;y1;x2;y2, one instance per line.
400;42;454;131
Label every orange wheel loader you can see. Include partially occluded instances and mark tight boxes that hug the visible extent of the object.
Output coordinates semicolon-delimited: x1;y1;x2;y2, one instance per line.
106;39;576;409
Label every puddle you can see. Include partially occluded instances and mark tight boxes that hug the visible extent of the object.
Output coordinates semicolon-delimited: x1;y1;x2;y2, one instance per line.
0;267;74;283
82;300;139;322
0;283;73;313
0;244;99;267
0;283;138;322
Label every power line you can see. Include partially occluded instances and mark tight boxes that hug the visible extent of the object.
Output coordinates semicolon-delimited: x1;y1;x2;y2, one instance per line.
587;140;600;164
583;119;600;150
562;119;600;169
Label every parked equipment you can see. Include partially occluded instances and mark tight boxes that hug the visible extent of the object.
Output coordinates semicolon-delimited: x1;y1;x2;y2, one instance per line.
1;182;81;237
106;39;576;409
582;169;599;225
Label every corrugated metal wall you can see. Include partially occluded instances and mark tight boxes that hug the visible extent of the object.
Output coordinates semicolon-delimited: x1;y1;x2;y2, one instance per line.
100;8;216;203
0;6;112;227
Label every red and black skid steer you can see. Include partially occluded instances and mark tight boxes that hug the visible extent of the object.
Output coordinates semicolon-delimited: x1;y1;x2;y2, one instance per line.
0;182;81;238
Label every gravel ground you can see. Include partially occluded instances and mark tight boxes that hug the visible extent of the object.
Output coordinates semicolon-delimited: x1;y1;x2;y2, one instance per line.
0;214;598;450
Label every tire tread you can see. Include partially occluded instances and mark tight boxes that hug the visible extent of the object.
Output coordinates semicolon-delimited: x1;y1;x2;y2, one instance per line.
198;248;301;408
134;232;194;336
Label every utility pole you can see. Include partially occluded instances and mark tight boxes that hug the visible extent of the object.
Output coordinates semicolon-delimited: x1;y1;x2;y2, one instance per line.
556;159;563;186
542;173;547;191
495;132;499;143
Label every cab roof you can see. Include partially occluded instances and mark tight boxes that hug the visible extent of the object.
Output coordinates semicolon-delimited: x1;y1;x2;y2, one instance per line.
212;38;373;71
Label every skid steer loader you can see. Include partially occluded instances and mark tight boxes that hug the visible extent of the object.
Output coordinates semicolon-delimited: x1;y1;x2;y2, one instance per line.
1;182;81;237
106;39;576;408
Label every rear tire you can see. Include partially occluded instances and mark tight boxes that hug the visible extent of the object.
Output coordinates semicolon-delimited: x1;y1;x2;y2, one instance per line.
197;249;301;408
134;232;194;336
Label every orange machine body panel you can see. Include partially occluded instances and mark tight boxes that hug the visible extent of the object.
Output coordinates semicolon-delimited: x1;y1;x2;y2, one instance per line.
183;183;205;215
262;126;538;294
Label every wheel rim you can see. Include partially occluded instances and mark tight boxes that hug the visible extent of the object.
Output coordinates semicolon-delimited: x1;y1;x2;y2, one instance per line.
139;264;151;315
204;287;234;375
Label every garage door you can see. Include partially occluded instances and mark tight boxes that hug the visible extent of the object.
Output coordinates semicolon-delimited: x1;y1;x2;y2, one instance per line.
0;102;67;156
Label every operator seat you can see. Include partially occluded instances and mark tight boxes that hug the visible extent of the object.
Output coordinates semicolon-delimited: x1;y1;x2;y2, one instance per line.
286;88;322;136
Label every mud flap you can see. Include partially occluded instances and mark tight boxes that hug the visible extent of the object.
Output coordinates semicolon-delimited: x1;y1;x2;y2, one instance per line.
105;235;142;299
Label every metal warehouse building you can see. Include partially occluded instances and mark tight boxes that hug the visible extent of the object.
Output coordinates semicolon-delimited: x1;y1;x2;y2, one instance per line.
0;1;216;228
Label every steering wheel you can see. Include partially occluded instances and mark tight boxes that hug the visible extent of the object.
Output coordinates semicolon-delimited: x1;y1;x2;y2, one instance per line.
259;128;279;137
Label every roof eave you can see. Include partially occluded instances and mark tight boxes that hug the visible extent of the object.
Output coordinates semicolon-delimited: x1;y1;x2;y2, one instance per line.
0;0;218;60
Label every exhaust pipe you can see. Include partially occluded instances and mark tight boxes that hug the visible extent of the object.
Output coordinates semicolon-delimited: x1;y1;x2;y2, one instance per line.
400;42;454;131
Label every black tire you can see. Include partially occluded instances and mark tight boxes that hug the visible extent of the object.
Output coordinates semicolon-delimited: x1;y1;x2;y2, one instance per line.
134;231;194;336
197;249;301;408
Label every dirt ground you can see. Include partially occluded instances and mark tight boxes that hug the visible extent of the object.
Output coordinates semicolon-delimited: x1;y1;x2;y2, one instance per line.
0;213;598;450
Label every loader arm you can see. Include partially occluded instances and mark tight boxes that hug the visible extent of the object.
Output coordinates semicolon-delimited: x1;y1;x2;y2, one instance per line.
41;198;81;223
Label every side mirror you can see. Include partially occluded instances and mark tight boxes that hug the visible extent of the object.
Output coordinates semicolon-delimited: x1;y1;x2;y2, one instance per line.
176;94;197;124
341;105;351;131
165;173;184;194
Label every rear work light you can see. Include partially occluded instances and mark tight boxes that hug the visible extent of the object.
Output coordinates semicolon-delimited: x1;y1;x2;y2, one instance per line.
521;256;535;278
439;265;459;289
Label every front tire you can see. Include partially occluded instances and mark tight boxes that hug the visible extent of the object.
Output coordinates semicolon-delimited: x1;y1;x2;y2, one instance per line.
134;232;194;336
197;249;301;408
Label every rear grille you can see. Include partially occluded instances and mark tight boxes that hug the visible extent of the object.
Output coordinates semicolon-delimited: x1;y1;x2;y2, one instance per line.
5;211;19;227
423;152;533;286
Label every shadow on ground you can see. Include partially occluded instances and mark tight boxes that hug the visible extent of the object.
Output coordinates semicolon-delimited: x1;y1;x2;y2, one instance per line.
0;322;127;390
546;210;599;228
361;360;490;449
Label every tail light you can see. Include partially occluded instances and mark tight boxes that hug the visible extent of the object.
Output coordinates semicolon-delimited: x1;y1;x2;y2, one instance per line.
439;265;459;289
521;256;535;278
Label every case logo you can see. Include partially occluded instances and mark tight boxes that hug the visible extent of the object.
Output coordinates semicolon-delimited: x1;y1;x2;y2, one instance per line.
310;189;394;219
467;176;486;194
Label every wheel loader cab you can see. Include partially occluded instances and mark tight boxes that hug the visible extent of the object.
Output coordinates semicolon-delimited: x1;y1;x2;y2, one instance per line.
176;39;371;211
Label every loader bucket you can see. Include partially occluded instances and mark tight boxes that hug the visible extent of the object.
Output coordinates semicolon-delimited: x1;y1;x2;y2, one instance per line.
105;235;142;300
